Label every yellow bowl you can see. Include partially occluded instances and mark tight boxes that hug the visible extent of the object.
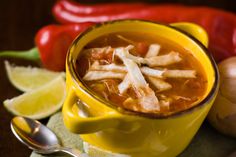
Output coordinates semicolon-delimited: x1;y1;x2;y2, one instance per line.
63;20;219;157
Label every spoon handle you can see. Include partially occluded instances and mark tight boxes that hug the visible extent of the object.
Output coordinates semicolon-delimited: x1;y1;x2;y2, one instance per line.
60;147;89;157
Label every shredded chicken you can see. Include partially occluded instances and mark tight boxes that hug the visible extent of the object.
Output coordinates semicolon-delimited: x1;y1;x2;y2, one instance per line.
137;86;160;111
102;79;119;94
160;100;170;109
145;44;161;58
83;71;125;81
123;98;139;111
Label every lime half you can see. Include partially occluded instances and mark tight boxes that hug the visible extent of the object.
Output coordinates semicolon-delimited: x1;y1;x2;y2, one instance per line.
4;61;65;92
4;76;66;119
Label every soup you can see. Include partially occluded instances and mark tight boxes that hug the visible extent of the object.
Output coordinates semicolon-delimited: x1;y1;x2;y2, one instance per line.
76;32;207;115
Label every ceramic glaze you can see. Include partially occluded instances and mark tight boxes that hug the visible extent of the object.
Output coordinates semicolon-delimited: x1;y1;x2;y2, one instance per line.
63;20;219;157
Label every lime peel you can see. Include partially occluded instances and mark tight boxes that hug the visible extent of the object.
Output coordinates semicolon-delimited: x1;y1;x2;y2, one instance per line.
4;76;66;119
4;61;65;92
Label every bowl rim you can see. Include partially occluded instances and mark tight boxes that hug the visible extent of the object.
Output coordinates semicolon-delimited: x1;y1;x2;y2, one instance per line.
67;19;219;119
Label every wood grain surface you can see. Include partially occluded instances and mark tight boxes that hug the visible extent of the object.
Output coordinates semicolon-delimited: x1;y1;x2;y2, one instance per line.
0;0;235;157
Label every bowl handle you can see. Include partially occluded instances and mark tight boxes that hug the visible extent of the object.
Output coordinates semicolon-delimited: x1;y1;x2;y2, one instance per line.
63;88;137;134
171;22;208;47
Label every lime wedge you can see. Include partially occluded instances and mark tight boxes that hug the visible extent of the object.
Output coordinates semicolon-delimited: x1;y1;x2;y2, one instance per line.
4;61;65;92
4;76;66;119
83;142;130;157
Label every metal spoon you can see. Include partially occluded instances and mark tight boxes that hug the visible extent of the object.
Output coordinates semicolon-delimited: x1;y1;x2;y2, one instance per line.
11;116;88;157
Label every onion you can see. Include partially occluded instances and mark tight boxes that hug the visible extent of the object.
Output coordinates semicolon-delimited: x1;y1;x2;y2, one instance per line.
208;57;236;137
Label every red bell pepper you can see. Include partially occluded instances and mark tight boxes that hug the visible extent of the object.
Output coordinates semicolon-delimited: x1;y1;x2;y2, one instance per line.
52;2;236;63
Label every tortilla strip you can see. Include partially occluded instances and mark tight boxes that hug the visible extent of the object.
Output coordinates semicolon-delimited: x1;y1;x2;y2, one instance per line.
145;51;182;67
90;61;127;72
164;70;196;78
91;62;164;78
83;71;125;81
116;47;160;111
124;58;147;87
115;45;146;64
115;47;181;67
118;74;131;94
145;44;161;58
147;76;172;92
141;67;164;78
90;61;196;79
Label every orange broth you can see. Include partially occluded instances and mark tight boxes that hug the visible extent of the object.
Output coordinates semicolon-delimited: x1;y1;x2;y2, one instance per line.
76;32;207;115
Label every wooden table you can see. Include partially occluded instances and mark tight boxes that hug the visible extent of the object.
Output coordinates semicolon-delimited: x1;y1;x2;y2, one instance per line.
0;0;235;156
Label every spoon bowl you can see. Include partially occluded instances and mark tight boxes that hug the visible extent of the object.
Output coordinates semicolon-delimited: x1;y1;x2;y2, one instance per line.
11;116;87;157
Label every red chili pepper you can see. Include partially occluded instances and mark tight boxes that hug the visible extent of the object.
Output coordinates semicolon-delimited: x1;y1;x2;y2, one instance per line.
55;0;149;15
52;2;236;62
52;2;187;23
0;23;93;71
35;23;93;71
1;3;235;72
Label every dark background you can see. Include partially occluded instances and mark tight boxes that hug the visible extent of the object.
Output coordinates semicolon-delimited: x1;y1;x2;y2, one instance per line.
0;0;235;156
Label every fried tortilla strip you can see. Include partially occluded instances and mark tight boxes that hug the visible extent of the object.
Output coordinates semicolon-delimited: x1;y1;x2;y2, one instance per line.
141;67;164;78
90;61;195;79
145;44;161;58
147;76;172;92
90;61;127;72
164;70;196;78
83;71;125;81
115;47;160;111
124;59;147;87
115;45;146;64
145;51;182;67
115;47;181;67
118;74;131;94
91;62;164;78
